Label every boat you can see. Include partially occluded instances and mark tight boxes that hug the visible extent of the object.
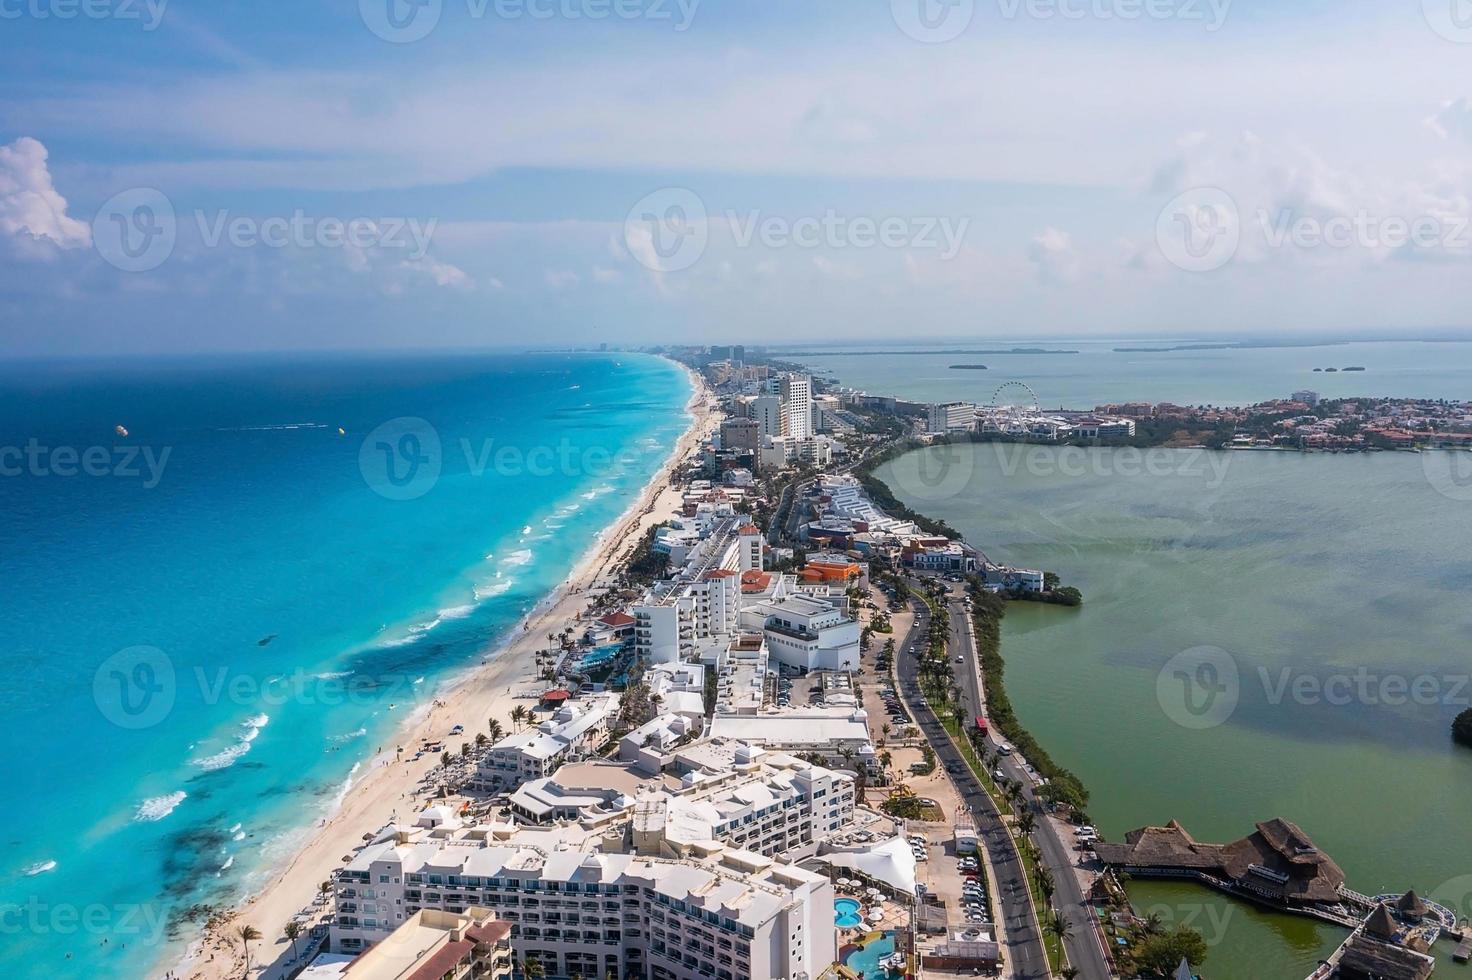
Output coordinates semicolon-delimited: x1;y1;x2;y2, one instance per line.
115;424;129;437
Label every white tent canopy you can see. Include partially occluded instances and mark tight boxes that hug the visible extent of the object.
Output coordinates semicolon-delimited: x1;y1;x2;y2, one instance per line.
822;836;918;896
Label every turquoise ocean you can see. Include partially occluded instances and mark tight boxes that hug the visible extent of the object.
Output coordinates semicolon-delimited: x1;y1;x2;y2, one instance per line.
0;351;690;979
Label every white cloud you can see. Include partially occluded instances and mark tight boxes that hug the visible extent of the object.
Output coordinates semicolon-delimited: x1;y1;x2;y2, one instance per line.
0;137;91;255
1029;226;1079;281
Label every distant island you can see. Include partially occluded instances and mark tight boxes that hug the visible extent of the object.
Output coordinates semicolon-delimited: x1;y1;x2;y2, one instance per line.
949;364;989;370
1113;343;1242;353
1313;366;1365;372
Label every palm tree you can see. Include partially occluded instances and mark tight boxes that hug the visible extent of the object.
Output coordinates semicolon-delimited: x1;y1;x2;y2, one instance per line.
1018;809;1036;836
511;705;527;731
520;955;547;980
1035;865;1055;906
488;718;505;742
237;924;261;977
283;920;302;962
1060;966;1080;979
1047;909;1073;944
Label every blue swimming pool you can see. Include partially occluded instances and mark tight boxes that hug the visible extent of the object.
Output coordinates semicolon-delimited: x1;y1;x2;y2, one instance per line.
844;930;897;979
835;898;863;928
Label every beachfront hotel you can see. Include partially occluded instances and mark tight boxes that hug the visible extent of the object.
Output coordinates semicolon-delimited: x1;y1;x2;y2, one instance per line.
474;693;619;790
331;815;837;980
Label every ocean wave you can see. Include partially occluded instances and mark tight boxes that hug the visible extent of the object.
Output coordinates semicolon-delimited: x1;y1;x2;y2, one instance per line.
324;762;362;814
329;727;367;743
581;483;617;500
520;524;532;536
192;714;269;771
499;549;534;567
232;830;246;841
21;859;57;877
314;670;353;681
228;822;242;833
218;855;234;874
439;604;475;620
135;791;187;822
473;579;514;600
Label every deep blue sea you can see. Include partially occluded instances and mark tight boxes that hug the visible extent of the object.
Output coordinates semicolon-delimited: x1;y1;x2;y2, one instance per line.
0;351;690;979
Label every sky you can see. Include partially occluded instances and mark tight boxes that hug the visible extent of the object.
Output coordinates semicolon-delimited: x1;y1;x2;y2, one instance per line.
3;0;1472;356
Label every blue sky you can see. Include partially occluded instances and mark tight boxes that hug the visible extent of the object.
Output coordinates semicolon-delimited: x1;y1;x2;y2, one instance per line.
3;0;1472;355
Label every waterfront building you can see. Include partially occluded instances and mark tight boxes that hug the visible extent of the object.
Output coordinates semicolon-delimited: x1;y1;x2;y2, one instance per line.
927;401;977;435
475;694;619;790
779;373;813;439
1292;389;1321;407
331;817;837;980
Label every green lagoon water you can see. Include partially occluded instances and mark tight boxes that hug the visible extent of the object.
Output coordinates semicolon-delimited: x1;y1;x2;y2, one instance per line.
877;445;1472;979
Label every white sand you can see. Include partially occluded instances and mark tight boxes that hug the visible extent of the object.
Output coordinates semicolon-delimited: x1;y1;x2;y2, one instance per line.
177;362;716;980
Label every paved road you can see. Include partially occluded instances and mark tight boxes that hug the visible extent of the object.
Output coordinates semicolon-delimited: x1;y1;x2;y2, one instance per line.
936;583;1115;980
895;592;1050;980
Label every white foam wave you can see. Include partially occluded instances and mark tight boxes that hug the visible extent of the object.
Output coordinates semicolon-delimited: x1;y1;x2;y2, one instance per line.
135;792;187;822
228;822;242;833
232;831;246;842
329;727;368;742
192;714;269;771
21;860;56;877
314;670;352;680
474;579;514;600
499;548;534;567
218;855;234;873
439;604;475;620
581;483;617;500
324;762;362;814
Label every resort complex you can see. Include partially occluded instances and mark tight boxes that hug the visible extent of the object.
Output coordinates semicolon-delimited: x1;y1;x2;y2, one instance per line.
183;350;1472;980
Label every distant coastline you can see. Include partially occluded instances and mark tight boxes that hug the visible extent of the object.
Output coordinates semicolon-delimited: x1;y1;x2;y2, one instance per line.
948;364;989;370
773;347;1079;356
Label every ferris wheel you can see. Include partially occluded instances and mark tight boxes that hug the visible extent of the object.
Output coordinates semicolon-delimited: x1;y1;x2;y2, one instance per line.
989;381;1040;434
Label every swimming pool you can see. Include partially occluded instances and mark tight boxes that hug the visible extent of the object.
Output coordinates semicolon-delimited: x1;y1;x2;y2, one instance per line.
843;930;897;979
835;897;863;928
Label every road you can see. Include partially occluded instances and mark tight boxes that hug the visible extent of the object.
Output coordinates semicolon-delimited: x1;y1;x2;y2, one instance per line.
895;590;1051;980
935;582;1115;980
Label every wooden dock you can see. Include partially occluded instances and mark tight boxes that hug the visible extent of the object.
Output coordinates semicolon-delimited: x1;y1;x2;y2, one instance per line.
1454;935;1470;963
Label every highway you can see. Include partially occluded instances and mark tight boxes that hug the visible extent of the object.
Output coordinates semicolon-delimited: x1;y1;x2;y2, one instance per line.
895;590;1051;980
934;582;1115;980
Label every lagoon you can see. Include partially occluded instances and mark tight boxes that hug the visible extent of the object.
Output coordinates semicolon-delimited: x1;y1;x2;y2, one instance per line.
877;444;1472;978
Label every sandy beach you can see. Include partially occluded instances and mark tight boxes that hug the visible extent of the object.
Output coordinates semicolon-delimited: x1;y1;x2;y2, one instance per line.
176;361;716;980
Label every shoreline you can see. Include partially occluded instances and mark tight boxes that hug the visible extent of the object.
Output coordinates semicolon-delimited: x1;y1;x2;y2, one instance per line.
173;357;715;980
